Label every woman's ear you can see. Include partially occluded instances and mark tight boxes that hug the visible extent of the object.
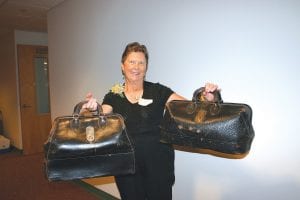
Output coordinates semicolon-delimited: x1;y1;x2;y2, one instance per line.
121;64;125;75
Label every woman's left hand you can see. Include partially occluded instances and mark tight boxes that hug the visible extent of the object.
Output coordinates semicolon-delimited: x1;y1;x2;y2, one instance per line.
82;92;98;111
202;83;220;102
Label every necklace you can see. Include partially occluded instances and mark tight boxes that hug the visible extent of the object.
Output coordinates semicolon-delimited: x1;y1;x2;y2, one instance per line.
124;83;143;102
132;92;142;101
126;90;143;102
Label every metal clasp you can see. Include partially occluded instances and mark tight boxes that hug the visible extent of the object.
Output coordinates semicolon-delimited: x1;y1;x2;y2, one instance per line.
86;126;95;142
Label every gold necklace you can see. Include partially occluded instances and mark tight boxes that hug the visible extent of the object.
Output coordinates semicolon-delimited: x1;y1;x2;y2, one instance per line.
133;91;142;100
124;84;143;101
127;91;142;101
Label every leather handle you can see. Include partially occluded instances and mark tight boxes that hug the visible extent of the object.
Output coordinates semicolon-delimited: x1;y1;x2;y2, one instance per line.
71;101;106;132
72;101;103;116
191;88;223;117
192;87;223;103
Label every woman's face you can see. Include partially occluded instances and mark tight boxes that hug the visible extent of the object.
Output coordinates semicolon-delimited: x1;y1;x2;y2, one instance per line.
122;52;147;82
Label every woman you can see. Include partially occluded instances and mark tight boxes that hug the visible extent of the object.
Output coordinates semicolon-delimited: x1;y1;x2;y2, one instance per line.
84;42;219;200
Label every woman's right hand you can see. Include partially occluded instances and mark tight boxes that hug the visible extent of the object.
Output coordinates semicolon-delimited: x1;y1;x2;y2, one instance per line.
82;92;98;111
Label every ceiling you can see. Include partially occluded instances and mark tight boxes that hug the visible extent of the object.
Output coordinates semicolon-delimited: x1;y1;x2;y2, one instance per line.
0;0;65;37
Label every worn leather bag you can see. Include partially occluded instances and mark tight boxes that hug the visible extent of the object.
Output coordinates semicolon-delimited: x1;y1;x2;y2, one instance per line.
160;88;255;158
44;102;135;181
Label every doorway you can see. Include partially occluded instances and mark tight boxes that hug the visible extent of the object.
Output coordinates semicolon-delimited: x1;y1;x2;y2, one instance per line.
17;45;51;155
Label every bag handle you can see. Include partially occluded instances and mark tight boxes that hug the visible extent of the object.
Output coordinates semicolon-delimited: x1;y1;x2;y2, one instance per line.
192;87;223;103
71;101;106;132
190;88;223;117
72;101;103;116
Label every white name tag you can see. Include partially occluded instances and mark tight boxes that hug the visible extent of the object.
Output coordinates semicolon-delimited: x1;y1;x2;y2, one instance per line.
138;98;153;106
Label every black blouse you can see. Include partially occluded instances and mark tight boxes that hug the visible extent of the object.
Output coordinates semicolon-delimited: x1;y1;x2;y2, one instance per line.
102;81;173;140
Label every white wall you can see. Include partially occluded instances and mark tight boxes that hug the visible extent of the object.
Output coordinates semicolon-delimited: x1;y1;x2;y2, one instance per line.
48;0;300;199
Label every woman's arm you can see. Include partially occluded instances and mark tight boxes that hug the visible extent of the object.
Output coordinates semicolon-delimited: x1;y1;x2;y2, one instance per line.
167;93;187;103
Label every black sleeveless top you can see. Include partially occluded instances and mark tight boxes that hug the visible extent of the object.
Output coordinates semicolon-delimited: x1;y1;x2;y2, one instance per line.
102;81;173;142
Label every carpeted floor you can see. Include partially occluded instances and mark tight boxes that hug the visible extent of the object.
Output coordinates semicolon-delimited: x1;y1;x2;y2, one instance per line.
0;148;109;200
